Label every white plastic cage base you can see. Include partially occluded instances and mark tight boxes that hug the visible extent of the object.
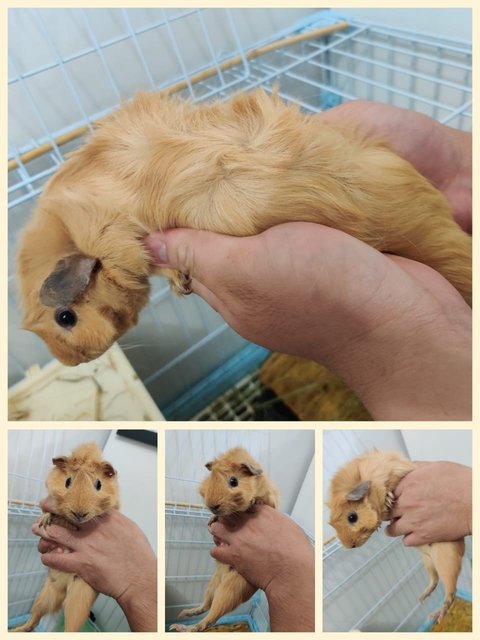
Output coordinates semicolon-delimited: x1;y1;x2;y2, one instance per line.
8;10;472;412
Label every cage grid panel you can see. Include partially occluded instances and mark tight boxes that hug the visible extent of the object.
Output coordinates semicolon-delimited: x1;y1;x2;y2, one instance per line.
8;10;472;414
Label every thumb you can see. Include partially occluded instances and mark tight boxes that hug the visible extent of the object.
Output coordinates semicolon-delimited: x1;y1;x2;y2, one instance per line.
145;228;245;312
41;549;80;574
210;544;230;564
145;228;239;286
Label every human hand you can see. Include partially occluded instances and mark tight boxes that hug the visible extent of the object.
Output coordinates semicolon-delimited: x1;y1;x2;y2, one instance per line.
33;497;157;631
316;101;472;233
209;505;314;631
385;462;472;545
145;222;471;420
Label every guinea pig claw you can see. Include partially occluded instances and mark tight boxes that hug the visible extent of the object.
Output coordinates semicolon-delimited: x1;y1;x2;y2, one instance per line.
169;271;193;296
179;272;192;295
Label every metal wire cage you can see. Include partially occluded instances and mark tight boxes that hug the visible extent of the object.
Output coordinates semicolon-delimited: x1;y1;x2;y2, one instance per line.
165;429;315;631
323;430;472;632
8;9;472;417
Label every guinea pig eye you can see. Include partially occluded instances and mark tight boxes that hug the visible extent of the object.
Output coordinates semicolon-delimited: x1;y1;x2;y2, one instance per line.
348;512;358;524
65;477;72;488
94;479;102;491
228;476;238;488
55;308;77;329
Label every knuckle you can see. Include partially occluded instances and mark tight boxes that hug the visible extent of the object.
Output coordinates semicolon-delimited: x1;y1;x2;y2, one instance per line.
175;242;193;274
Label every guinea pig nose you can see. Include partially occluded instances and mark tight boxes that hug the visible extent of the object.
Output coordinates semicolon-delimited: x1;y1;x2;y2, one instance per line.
352;543;356;548
210;505;220;514
72;511;88;521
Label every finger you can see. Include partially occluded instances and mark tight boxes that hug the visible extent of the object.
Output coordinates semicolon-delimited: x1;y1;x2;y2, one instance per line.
402;532;422;547
41;550;80;574
32;522;78;550
145;229;243;289
386;254;469;311
37;539;62;554
38;496;55;512
208;521;231;542
385;518;409;538
210;545;231;564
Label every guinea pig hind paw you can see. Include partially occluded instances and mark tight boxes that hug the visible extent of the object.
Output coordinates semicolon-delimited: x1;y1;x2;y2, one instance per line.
428;599;454;623
169;623;195;632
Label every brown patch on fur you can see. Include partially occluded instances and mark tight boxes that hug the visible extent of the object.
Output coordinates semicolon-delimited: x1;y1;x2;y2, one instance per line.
99;305;131;333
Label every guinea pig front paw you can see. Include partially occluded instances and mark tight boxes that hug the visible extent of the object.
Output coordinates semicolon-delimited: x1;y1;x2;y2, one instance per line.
39;512;53;529
208;515;218;526
385;491;396;510
168;270;192;296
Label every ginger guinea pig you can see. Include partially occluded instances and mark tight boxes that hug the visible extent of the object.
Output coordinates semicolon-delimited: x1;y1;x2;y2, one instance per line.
328;450;465;622
11;442;119;633
17;89;471;366
170;447;279;632
198;446;279;519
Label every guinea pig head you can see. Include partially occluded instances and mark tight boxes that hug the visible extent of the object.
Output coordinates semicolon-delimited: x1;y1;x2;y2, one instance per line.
199;448;267;518
46;442;119;524
328;480;381;549
18;216;150;366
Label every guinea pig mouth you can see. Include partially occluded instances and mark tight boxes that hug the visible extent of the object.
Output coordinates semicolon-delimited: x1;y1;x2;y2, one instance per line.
69;511;93;524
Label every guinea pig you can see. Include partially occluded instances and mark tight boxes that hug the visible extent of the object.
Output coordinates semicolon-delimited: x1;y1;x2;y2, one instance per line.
17;89;471;366
10;442;119;633
328;450;465;623
169;447;279;632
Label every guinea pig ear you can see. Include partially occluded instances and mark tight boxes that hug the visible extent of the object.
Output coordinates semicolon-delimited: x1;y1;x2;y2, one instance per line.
102;462;116;478
240;462;263;476
39;254;100;307
346;480;371;501
52;456;68;471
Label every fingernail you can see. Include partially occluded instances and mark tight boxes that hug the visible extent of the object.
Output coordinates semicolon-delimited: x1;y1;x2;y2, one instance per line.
146;238;168;265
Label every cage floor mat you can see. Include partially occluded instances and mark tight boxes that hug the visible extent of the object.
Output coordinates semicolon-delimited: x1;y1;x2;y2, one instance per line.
430;598;472;632
204;622;251;632
260;353;372;421
169;621;251;632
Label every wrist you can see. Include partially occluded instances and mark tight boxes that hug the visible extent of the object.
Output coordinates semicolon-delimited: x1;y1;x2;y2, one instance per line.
321;266;471;421
265;551;315;632
117;565;157;631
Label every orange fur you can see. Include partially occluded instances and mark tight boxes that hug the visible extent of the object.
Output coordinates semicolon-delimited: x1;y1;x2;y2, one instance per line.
17;89;471;365
10;443;119;633
170;447;279;633
328;450;465;622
